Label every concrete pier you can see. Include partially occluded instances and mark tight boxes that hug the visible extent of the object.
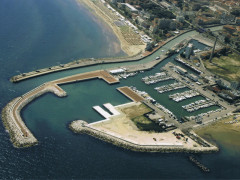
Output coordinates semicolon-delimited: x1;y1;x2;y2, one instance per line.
117;86;144;102
93;106;112;119
103;103;120;116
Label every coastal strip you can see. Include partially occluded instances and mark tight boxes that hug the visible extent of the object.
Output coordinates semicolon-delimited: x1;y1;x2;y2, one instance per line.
80;0;146;56
10;28;197;83
2;70;118;148
69;120;218;153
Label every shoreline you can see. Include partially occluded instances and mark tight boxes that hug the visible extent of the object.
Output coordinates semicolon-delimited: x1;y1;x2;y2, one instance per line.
69;120;218;153
10;29;193;83
78;0;146;57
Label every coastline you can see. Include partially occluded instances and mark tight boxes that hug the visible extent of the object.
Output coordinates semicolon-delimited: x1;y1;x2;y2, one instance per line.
69;120;218;153
78;0;146;57
196;114;240;150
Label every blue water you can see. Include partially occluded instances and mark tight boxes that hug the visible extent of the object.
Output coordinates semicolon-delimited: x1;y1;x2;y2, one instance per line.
0;0;239;179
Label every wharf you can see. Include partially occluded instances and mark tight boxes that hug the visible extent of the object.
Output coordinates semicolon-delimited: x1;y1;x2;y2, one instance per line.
93;106;112;119
52;70;119;85
124;55;168;73
117;86;144;102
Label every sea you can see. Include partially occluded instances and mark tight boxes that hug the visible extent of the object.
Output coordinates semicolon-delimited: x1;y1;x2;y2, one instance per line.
0;0;240;179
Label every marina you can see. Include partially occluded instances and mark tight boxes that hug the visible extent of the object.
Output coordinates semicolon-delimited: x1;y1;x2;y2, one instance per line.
1;0;239;177
182;99;217;112
169;90;200;102
174;57;203;74
142;72;174;85
155;82;186;93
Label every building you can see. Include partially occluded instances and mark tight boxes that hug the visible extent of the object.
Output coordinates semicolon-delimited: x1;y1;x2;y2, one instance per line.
185;43;194;59
121;3;138;14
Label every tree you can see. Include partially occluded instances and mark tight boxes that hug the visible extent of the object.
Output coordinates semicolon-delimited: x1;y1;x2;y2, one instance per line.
224;36;231;44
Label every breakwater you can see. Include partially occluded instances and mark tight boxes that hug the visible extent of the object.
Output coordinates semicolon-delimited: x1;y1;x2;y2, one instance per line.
189;156;210;172
69;120;218;153
10;53;141;83
10;29;194;83
2;70;118;148
1;83;67;148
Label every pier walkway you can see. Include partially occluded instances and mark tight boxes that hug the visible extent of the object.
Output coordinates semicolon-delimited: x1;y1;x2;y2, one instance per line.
117;86;144;102
52;70;119;85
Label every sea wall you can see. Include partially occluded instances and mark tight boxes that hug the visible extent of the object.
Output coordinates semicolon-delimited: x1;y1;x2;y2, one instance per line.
69;120;218;153
1;84;66;148
1;98;37;148
10;29;194;83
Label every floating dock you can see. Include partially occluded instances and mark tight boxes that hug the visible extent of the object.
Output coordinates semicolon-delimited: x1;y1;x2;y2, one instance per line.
93;106;112;119
103;103;120;116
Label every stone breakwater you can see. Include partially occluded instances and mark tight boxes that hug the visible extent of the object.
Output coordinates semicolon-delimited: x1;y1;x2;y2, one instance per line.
1;84;67;148
69;120;219;153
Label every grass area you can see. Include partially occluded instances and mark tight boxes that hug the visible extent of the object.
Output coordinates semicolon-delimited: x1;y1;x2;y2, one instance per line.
121;103;164;132
203;53;240;82
121;103;152;119
132;115;164;132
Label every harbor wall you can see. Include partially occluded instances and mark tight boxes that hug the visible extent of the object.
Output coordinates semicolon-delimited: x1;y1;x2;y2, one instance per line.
1;84;67;148
10;30;193;83
69;120;219;153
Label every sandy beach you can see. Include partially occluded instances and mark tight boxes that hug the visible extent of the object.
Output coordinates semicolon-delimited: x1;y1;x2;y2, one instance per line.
79;0;146;56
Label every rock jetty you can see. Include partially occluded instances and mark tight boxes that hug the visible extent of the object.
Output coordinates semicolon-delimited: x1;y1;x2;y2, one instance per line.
69;120;219;153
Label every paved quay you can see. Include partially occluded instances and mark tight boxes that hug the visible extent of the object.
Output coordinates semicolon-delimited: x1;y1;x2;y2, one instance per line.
117;86;144;102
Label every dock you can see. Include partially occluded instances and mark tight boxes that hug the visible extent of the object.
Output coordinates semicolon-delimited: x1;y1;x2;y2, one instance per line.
52;70;119;85
117;86;144;102
93;106;112;119
103;103;120;116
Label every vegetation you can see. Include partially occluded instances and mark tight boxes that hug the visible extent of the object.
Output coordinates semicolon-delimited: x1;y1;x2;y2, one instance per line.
121;103;164;132
203;53;240;82
132;115;164;132
121;103;152;119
